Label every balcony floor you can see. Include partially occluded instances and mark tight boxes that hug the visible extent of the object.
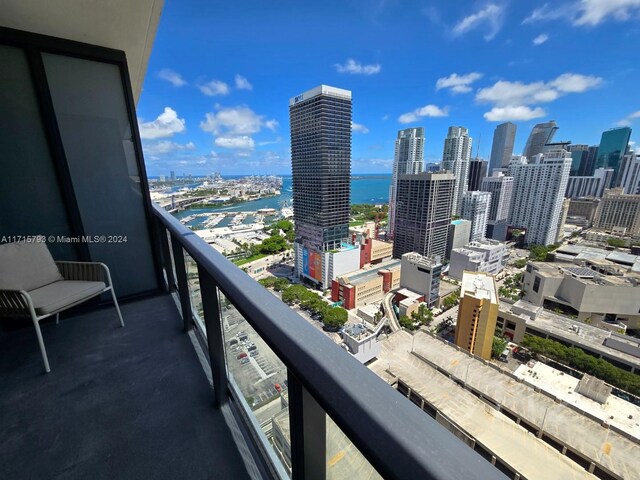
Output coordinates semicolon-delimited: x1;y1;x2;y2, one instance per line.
0;294;250;480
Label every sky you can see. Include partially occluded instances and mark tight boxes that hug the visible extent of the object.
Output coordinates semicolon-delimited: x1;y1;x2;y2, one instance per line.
137;0;640;176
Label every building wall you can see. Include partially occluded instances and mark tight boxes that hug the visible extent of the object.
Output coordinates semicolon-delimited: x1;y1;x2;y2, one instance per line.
370;239;393;263
461;191;491;242
449;241;507;280
594;189;640;235
441;126;472;215
399;252;442;306
568;198;600;226
446;220;472;259
489;122;516;172
481;173;513;223
455;293;498;360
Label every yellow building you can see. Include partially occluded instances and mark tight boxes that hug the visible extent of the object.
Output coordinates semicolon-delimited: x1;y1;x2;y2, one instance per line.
454;271;499;360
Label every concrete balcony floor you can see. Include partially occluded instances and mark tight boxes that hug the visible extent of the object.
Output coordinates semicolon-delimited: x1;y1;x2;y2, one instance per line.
0;294;250;480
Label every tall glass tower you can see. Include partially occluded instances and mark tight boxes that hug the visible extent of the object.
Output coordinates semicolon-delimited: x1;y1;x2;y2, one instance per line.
289;85;352;280
489;122;516;173
441;126;472;216
523;121;558;159
595;127;632;186
389;127;425;239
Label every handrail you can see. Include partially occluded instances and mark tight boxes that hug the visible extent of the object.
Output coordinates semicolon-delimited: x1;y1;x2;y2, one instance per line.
153;203;503;480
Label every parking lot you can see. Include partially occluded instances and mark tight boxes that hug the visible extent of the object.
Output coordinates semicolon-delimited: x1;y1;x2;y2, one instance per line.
221;301;288;409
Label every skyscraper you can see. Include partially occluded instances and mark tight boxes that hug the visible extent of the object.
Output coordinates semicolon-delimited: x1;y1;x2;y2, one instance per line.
489;122;516;172
467;158;488;191
441;126;472;215
567;144;589;176
392;172;455;260
289;85;352;284
595;127;632;186
388;127;425;239
461;191;491;242
481;171;513;241
522;120;558;159
619;152;640;195
508;150;572;246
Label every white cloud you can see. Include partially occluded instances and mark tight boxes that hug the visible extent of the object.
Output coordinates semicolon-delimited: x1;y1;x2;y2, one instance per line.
615;109;640;126
214;136;255;150
523;1;640;26
257;137;283;146
484;106;547;121
200;105;277;135
452;3;505;41
334;59;381;75
198;79;230;96
158;68;187;87
533;33;549;45
234;74;253;90
398;104;449;124
352;122;369;133
382;114;389;120
143;141;196;155
476;73;602;106
436;72;483;93
138;107;186;140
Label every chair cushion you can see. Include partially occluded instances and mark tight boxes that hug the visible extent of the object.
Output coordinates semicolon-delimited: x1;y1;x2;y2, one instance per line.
28;280;106;316
0;241;63;291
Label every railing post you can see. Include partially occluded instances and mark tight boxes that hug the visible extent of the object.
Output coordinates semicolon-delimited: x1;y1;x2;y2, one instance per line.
170;236;193;332
198;265;228;408
156;221;177;292
288;370;326;480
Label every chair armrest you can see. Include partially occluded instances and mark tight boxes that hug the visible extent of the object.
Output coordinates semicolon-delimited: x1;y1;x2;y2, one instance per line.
0;289;35;319
55;261;108;283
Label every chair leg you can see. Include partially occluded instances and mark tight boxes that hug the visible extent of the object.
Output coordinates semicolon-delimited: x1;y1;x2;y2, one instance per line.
110;288;124;327
33;320;51;373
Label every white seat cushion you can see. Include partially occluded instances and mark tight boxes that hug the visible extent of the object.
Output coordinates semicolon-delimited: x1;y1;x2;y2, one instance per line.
0;241;63;291
28;280;106;316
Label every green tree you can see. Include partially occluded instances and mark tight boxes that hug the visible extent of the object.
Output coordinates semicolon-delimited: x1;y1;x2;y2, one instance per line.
491;336;508;358
323;307;348;328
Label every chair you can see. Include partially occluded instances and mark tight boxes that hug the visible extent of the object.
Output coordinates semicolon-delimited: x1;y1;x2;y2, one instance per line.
0;240;124;372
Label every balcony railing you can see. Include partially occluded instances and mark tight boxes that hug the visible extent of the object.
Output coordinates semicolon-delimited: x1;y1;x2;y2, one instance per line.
152;203;503;480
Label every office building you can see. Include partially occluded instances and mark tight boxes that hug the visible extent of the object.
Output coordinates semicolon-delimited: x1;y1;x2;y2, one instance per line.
567;144;588;176
508;150;572;246
567;198;600;227
619;151;640;195
522;121;558;159
389;127;425;239
399;252;442;307
594;188;640;235
446;219;472;259
392;172;455;260
454;272;499;360
488;122;516;172
331;260;401;310
467;158;488;191
461;191;491;242
481;172;513;241
170;170;176;181
595;127;632;185
449;240;508;281
441;126;472;215
289;85;352;286
565;168;614;198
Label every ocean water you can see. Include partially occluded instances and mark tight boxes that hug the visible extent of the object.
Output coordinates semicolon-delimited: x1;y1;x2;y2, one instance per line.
174;174;391;216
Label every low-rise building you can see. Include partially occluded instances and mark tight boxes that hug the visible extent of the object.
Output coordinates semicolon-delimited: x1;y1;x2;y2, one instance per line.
522;261;640;329
394;288;425;317
341;323;381;364
399;252;442;307
448;239;508;280
331;260;401;310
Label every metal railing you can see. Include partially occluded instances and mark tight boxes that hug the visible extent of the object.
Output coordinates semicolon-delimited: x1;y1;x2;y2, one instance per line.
152;203;502;480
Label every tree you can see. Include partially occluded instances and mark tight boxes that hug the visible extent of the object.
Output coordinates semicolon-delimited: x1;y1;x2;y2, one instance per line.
323;307;348;328
607;237;626;248
399;315;416;331
491;336;508;359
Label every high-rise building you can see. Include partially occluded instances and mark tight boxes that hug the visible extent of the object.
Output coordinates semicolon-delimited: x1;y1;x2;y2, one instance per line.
392;172;455;260
595;127;632;186
389;127;425;239
454;271;499;360
565;168;614;198
441;126;472;215
619;152;640;195
289;85;352;286
446;219;472;259
594;188;640;235
481;172;513;241
170;170;175;181
522;121;558;159
467;158;488;191
580;145;600;176
567;144;589;176
461;191;491;242
489;122;516;172
508;150;572;246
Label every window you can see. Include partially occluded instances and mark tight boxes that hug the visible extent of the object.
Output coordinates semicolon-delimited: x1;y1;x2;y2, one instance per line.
533;276;541;293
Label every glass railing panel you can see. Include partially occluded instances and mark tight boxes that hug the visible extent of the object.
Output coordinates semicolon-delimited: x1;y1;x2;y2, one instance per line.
184;250;203;326
219;291;291;477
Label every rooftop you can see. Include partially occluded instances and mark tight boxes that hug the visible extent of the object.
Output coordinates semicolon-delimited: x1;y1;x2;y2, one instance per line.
340;259;401;286
461;271;497;303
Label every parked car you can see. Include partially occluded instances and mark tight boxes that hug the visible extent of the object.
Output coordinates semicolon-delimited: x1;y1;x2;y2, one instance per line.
250;350;259;357
274;383;282;393
240;358;250;365
237;352;248;360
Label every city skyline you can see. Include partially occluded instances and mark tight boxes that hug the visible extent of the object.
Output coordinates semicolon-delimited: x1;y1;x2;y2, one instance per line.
137;1;640;176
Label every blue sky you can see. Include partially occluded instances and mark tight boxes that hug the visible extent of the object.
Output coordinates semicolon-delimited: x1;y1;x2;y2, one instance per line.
137;0;640;176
